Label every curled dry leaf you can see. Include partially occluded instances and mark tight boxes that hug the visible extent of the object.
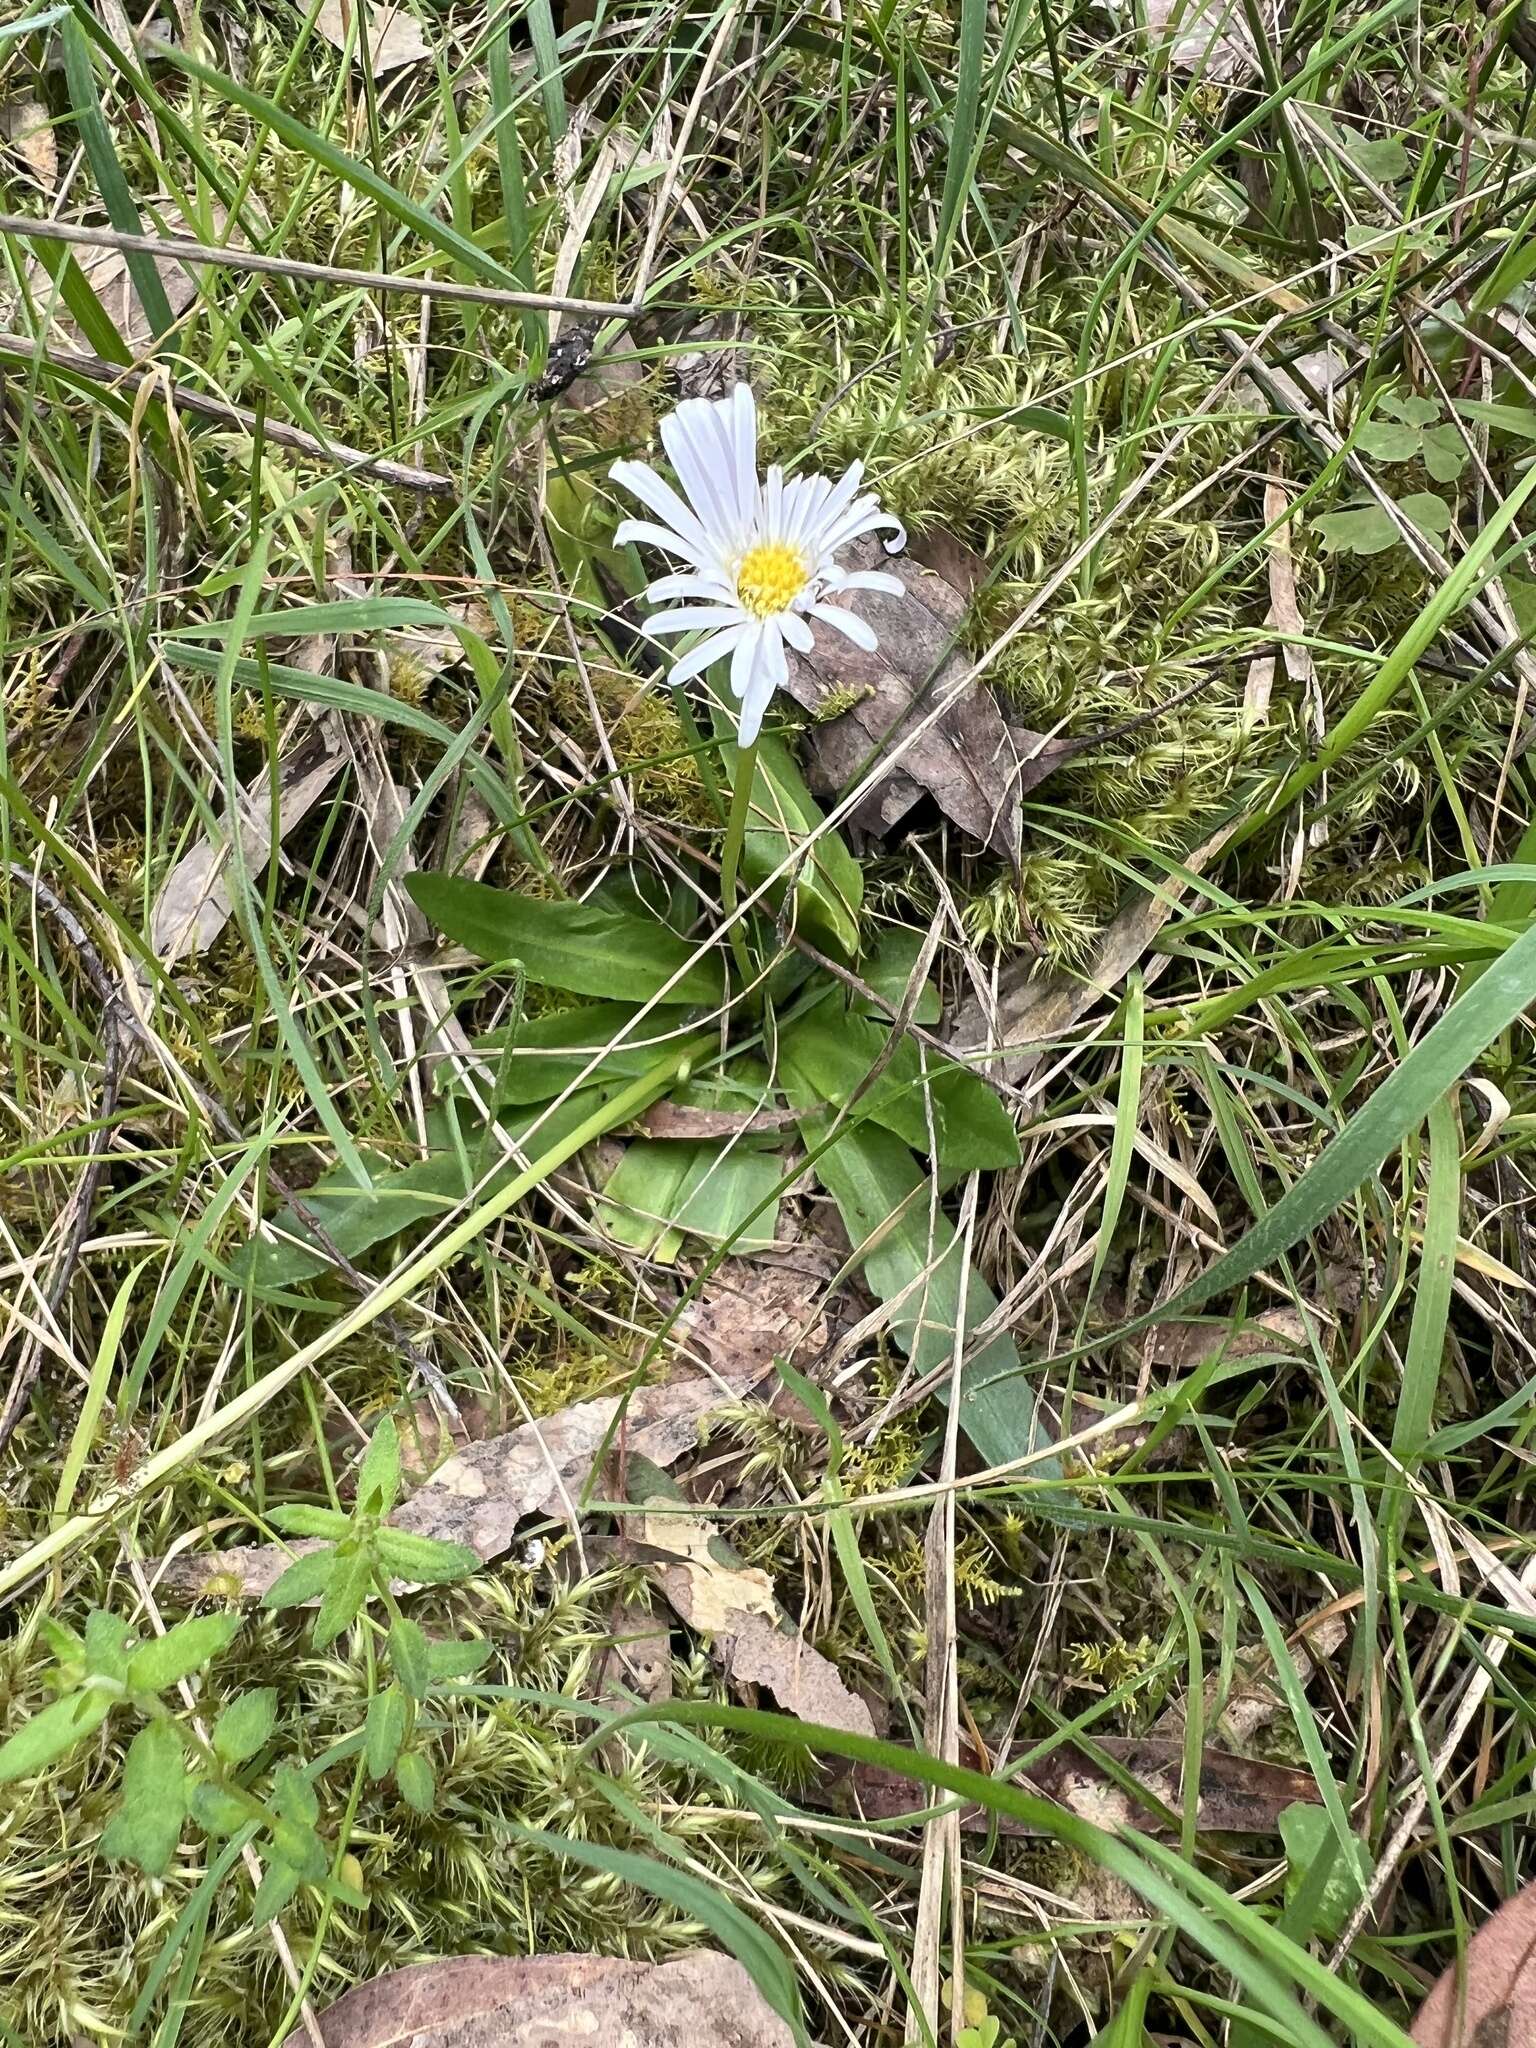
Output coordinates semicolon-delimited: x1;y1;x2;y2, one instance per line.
314;0;431;73
781;535;1073;859
152;721;349;965
154;1372;766;1602
1;97;57;192
676;1253;837;1381
1142;0;1259;82
634;1476;874;1737
281;1952;794;2048
1411;1877;1536;2046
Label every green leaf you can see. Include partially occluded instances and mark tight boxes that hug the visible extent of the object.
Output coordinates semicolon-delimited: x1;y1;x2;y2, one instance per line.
311;1543;374;1647
857;928;942;1025
366;1687;410;1781
213;1689;279;1765
1398;491;1452;536
1280;1802;1371;1939
476;1002;686;1104
374;1528;483;1585
1311;502;1403;556
395;1749;436;1813
84;1610;133;1681
261;1547;337;1610
355;1417;401;1519
1347;135;1409;182
61;17;176;342
190;1781;248;1836
789;1100;1047;1469
425;1638;493;1682
1455;397;1536;441
1420;424;1468;482
783;1008;1020;1172
100;1720;186;1876
271;1764;319;1828
405;875;724;1006
596;1139;699;1258
126;1614;243;1695
714;725;863;957
0;1686;114;1783
1355;420;1419;463
1379;394;1439;429
389;1618;432;1700
249;1856;303;1926
266;1505;350;1540
669;1144;783;1252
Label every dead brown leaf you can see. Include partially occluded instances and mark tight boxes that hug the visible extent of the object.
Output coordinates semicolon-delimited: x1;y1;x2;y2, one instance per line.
1143;0;1259;81
1;97;57;192
636;1483;874;1736
676;1253;837;1380
638;1102;799;1140
781;536;1072;859
154;1372;765;1602
151;722;348;965
1411;1878;1536;2046
840;1735;1317;1837
281;1952;794;2048
1244;472;1313;726
314;0;431;73
598;1595;674;1709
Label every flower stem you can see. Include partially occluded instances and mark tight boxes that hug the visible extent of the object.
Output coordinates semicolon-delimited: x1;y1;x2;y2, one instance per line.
719;739;759;992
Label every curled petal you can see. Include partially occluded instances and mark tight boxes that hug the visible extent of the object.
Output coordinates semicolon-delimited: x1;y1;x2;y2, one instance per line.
810;602;879;653
736;623;787;746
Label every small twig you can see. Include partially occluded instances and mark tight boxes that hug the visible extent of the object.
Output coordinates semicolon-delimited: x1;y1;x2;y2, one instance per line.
0;329;458;495
0;867;136;1454
0;212;636;318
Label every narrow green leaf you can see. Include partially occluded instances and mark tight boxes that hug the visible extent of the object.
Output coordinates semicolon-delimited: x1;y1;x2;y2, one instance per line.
126;1614;243;1695
395;1749;436;1813
266;1505;350;1540
511;1824;802;2039
260;1547;337;1611
787;1093;1047;1469
374;1528;483;1585
406;876;724;1006
100;1720;186;1876
783;1007;1019;1172
365;1687;409;1781
145;37;519;286
1391;1092;1461;1467
213;1689;278;1765
311;1544;374;1647
355;1417;402;1519
389;1618;431;1700
477;1002;687;1104
249;1856;303;1926
0;1686;114;1783
61;15;175;340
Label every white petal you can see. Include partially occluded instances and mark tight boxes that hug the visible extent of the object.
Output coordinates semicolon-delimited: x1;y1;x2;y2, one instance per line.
615;518;718;573
730;620;765;704
821;567;904;597
642;603;749;637
779;473;830;549
668;626;747;685
810;602;879;652
735;623;787;746
610;460;716;560
779;609;814;654
730;384;759;537
800;460;865;550
645;571;737;604
820;496;907;557
662;393;757;554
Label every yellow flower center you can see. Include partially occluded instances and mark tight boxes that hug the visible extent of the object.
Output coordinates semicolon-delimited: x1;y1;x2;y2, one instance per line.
735;541;808;619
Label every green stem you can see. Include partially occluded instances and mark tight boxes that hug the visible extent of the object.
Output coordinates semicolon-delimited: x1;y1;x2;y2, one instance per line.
719;737;760;992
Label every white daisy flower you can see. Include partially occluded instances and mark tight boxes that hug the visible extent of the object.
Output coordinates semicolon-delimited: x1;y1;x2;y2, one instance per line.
610;383;907;747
